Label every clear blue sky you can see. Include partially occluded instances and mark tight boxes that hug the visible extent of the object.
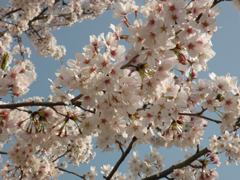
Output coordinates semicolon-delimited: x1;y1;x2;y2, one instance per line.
1;1;240;180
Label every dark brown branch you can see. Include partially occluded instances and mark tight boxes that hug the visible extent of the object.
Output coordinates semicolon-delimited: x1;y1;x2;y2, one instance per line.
52;146;71;163
0;97;95;113
57;167;85;179
120;54;139;69
195;0;226;22
0;151;8;155
179;112;222;124
28;25;43;40
28;0;60;26
116;141;124;154
105;137;137;180
51;106;70;118
0;8;22;21
71;94;84;103
0;29;8;37
77;104;95;113
189;164;203;169
0;101;78;109
210;0;225;8
19;169;24;180
142;147;210;180
198;107;207;115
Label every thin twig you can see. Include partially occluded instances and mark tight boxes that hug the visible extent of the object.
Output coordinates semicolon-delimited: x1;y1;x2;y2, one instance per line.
28;0;60;26
28;25;43;40
179;112;222;124
52;147;71;163
120;54;139;69
116;141;124;154
0;8;22;21
57;167;85;179
196;144;200;153
210;0;225;8
79;106;95;113
197;107;207;115
0;29;8;37
189;164;203;169
0;151;8;155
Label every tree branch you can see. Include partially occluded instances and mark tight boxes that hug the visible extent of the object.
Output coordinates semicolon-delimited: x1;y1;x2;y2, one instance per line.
0;29;8;38
0;101;78;109
0;8;22;21
57;167;85;179
0;96;96;113
28;25;43;40
105;137;137;180
52;146;71;163
179;112;222;124
210;0;225;8
116;140;124;154
120;54;139;69
71;94;84;103
142;147;210;180
0;151;8;155
28;0;60;26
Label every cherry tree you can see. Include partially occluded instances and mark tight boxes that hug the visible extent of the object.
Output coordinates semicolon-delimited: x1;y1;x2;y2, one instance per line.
0;0;240;179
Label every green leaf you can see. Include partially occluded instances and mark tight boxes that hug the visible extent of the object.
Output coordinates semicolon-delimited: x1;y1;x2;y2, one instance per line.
1;52;9;70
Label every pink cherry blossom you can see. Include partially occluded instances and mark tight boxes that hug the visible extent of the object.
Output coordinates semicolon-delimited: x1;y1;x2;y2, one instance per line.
0;0;240;179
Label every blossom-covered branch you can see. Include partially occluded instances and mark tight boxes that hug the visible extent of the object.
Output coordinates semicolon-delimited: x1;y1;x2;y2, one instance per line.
1;0;240;179
142;148;210;180
105;137;137;180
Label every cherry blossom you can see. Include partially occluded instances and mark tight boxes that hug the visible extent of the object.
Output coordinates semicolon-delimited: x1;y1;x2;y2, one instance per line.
112;1;135;19
0;0;240;179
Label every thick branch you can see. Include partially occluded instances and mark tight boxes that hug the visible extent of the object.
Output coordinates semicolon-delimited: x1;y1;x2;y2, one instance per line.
71;94;84;103
0;101;78;109
105;137;137;180
0;97;96;114
142;147;210;180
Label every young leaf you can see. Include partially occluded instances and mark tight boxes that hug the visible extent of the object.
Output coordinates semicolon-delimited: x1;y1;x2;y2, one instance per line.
1;52;9;70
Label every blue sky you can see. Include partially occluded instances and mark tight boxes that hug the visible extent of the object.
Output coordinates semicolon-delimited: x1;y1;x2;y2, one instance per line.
1;1;240;179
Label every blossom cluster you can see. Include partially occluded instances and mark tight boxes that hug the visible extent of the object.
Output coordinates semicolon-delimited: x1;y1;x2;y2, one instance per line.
0;103;96;179
127;147;164;178
0;0;117;109
99;147;164;179
0;58;36;97
0;0;116;60
208;131;240;165
170;151;221;180
0;0;240;179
